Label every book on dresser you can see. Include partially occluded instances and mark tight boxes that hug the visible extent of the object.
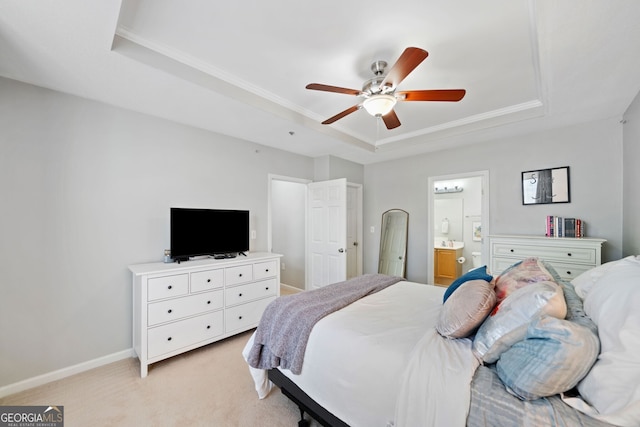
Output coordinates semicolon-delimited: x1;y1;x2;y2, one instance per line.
546;216;585;238
129;252;282;377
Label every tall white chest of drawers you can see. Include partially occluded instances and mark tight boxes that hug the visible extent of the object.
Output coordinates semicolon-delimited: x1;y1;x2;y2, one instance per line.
489;235;606;281
129;252;281;377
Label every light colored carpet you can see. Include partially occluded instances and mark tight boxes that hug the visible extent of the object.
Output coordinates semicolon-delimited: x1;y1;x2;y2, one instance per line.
0;330;321;426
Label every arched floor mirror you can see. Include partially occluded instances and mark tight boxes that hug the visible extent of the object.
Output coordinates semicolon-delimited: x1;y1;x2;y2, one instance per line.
378;209;409;277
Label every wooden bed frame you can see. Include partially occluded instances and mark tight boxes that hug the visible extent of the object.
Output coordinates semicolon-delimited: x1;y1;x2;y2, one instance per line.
268;368;349;427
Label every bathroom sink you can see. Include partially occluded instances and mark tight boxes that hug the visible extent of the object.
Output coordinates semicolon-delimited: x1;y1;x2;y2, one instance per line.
435;240;464;250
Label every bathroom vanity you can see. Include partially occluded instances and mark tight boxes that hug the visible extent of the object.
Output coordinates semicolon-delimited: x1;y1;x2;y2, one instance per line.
434;242;464;286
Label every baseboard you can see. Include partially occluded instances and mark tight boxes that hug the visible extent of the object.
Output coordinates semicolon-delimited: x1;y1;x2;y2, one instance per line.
280;283;303;294
0;348;135;398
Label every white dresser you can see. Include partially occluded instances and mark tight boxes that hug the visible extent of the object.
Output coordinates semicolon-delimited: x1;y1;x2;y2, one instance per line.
489;235;606;281
129;252;281;377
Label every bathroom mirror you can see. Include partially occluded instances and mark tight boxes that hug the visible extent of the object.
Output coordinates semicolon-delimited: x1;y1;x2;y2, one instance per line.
378;209;408;277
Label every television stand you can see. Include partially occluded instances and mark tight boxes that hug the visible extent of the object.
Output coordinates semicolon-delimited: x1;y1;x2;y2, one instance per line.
129;252;282;377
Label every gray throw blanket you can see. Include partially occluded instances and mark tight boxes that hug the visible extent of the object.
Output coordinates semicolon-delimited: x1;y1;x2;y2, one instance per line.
246;273;403;375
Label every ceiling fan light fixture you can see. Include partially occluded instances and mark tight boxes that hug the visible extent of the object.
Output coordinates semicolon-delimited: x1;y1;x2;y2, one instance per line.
363;94;397;117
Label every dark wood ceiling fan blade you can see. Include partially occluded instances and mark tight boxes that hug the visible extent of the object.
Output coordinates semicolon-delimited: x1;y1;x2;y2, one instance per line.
398;89;466;102
306;83;361;96
321;105;361;124
382;110;401;129
381;47;428;88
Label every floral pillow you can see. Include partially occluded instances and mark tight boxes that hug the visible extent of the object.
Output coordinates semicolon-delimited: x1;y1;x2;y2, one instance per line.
494;257;555;302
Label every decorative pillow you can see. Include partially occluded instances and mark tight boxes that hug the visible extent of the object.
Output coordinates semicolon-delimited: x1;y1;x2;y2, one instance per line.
494;258;555;302
442;265;493;303
472;281;567;363
573;256;640;427
496;315;599;400
436;279;496;339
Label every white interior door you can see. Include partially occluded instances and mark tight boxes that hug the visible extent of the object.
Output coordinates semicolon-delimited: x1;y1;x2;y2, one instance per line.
308;178;347;289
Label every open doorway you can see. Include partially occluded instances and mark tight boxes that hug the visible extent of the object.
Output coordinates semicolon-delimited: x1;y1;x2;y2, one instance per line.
268;174;362;292
427;171;489;285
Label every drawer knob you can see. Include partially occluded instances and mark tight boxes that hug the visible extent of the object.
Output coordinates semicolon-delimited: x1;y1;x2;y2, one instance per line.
238;316;243;320
509;249;514;253
567;253;572;257
207;300;211;304
239;293;243;297
265;269;269;272
167;337;172;341
239;273;243;277
167;309;172;314
566;271;572;275
207;325;211;329
168;285;172;290
207;279;211;283
265;287;269;290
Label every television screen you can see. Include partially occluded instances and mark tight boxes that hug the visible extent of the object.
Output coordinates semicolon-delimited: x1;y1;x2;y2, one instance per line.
170;208;249;261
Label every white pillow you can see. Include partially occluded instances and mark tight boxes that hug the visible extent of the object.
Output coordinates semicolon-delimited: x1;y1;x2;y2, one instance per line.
472;281;567;363
574;256;640;427
571;255;639;299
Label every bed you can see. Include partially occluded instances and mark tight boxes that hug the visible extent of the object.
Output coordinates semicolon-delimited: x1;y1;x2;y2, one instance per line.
243;256;640;427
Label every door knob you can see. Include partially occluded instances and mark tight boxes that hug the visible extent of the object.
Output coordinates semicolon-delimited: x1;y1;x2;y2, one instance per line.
338;248;344;253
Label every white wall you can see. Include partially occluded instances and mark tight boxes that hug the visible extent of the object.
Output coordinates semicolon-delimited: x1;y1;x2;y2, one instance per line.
364;117;625;282
623;91;640;256
314;155;364;184
0;78;314;388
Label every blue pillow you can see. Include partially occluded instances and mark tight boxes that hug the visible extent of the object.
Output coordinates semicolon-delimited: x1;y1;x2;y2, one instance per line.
496;315;599;400
443;266;493;302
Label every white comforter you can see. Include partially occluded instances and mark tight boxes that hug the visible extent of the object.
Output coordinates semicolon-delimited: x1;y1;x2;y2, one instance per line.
242;281;479;427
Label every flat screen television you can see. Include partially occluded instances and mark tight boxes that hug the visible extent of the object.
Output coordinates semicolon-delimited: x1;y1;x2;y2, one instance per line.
170;208;249;262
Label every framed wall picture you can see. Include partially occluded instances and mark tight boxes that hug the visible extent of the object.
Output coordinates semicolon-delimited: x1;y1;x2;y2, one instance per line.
522;166;570;205
472;221;482;241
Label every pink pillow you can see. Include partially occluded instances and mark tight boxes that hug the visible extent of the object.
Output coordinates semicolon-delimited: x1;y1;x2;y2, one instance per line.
437;279;497;339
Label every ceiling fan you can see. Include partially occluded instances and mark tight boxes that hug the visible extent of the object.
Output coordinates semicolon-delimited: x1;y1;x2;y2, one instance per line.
306;47;466;130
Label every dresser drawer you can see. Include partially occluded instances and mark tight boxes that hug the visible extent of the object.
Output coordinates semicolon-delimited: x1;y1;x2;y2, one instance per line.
148;290;223;326
254;260;277;280
225;297;275;333
491;243;597;265
545;261;593;281
225;264;253;286
225;278;278;307
148;274;189;301
191;268;224;293
147;311;224;359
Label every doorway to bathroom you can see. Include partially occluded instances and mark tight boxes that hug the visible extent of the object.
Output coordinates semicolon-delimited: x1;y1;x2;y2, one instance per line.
427;171;489;285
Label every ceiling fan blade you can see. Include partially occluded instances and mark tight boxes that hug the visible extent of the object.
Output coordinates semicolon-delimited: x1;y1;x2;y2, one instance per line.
397;89;466;102
321;105;361;124
382;110;401;129
306;83;361;96
381;47;429;88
